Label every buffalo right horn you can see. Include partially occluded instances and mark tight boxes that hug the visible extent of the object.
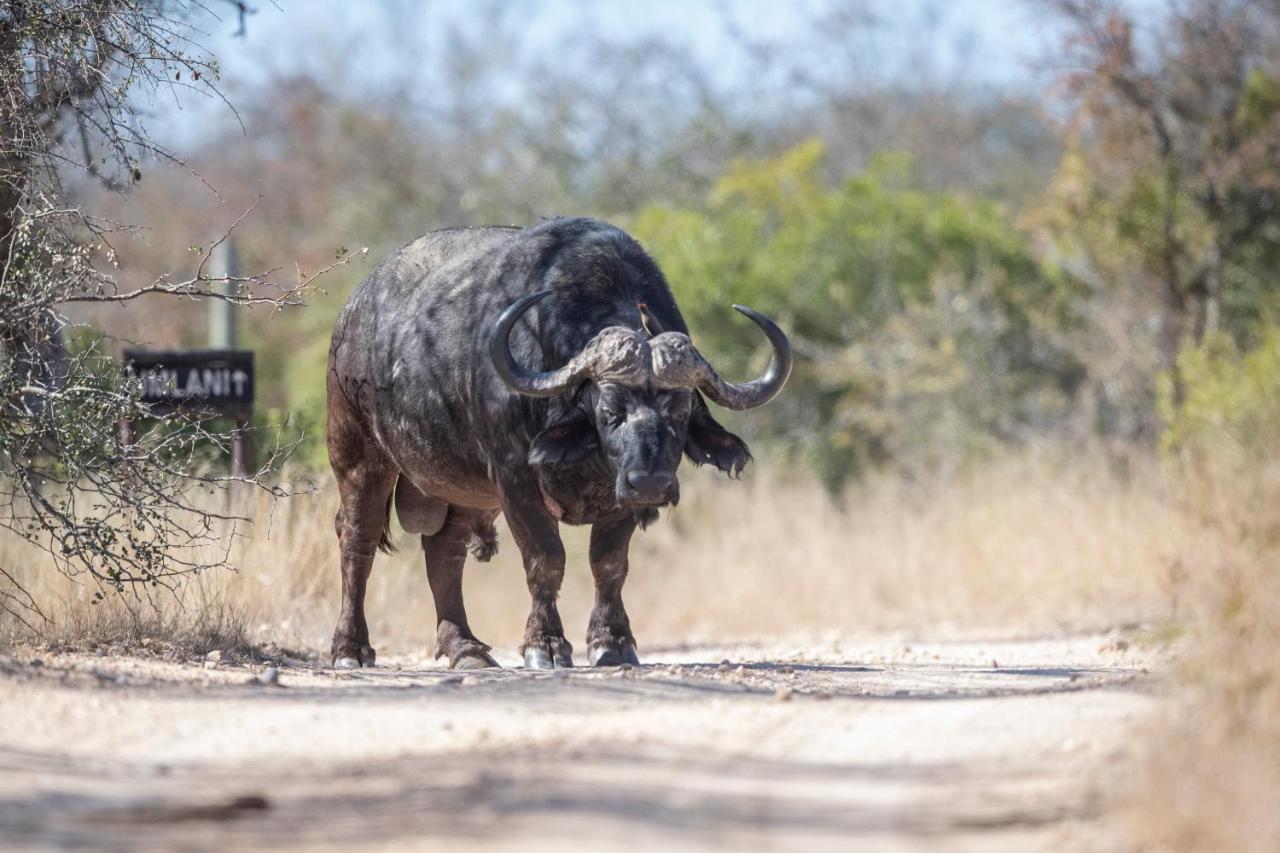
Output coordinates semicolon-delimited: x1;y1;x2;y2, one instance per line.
695;305;793;410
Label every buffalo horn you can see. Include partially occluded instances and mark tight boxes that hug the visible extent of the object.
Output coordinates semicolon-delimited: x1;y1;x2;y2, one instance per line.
694;305;793;410
489;290;588;397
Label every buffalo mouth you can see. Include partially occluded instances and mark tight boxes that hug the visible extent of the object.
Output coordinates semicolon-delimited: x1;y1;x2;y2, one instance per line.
615;472;679;509
615;491;677;509
620;496;673;509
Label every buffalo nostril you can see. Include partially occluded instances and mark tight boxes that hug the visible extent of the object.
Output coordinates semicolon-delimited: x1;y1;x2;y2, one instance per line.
626;471;673;497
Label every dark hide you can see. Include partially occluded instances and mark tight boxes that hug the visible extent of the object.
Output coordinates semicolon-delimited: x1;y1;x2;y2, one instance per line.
529;413;598;466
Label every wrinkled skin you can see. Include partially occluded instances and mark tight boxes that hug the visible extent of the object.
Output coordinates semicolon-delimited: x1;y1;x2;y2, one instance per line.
326;217;779;671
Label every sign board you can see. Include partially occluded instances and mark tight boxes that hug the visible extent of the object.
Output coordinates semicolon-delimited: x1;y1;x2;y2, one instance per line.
124;349;254;417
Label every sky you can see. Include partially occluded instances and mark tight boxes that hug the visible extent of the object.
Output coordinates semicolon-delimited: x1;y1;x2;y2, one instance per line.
196;1;1046;82
147;0;1058;144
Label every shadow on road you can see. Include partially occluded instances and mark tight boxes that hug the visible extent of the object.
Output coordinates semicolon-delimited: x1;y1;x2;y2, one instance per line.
0;636;1155;851
0;742;1093;851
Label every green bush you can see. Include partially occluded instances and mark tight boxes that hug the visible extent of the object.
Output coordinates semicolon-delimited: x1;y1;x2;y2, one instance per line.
1161;327;1280;464
632;141;1082;488
271;141;1086;488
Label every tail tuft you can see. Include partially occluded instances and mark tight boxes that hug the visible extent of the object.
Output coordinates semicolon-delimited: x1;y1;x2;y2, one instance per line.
467;518;499;562
377;492;397;554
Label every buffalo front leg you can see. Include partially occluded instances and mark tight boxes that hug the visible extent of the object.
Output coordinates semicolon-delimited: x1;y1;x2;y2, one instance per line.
587;513;640;666
330;467;396;668
424;507;500;670
501;489;572;670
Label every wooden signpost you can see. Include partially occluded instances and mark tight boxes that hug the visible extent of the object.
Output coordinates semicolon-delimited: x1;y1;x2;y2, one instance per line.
122;349;256;476
119;242;254;477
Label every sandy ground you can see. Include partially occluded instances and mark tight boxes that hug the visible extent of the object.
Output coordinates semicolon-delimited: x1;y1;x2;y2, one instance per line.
0;633;1157;852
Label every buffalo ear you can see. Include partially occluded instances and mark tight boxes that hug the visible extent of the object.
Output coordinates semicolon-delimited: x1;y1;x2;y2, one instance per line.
684;396;751;476
529;415;598;466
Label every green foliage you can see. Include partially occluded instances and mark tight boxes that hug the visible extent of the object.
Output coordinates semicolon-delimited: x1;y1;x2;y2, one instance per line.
632;141;1082;488
276;330;335;470
1237;68;1280;137
1161;328;1280;461
244;253;377;471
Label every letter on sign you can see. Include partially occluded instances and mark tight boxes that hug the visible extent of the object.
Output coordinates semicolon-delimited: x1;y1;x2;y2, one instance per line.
124;349;254;417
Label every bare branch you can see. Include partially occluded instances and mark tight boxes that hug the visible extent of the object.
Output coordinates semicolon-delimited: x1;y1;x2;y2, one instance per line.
0;1;335;624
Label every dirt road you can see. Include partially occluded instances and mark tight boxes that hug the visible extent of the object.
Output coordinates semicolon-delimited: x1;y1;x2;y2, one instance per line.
0;634;1156;851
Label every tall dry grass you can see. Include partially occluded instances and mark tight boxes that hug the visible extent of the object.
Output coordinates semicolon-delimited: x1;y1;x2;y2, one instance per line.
3;432;1274;848
1;445;1187;657
1125;449;1280;851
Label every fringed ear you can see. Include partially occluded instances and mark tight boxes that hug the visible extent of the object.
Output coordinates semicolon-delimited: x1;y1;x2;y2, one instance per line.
529;414;599;466
684;393;751;476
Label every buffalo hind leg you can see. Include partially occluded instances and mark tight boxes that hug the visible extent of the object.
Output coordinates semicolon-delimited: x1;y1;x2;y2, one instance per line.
587;513;640;666
330;463;396;668
501;484;572;670
425;507;500;670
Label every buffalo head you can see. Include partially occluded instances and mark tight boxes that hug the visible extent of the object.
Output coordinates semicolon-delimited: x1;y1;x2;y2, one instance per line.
489;290;792;509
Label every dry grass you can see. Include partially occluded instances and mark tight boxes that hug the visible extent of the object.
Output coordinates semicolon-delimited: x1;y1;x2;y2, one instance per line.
1124;448;1280;852
12;442;1279;846
2;445;1186;658
36;586;253;659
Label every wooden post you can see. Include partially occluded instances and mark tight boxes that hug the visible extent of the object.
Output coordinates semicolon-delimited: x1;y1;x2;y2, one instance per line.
231;415;250;478
207;241;239;350
208;240;248;480
118;416;135;486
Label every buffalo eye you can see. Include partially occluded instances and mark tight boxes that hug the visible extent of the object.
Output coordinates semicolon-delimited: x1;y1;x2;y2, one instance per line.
599;401;625;427
658;397;690;437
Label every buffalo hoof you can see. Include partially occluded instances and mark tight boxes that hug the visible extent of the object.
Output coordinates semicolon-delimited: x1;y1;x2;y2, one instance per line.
452;650;500;670
524;647;555;671
332;644;375;669
588;644;640;667
524;646;573;670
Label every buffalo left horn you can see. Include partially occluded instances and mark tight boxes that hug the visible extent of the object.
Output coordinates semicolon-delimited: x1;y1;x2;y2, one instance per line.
694;305;793;410
489;290;592;397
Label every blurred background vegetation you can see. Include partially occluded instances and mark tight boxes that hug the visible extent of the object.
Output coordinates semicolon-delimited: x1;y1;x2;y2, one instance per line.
77;0;1277;489
5;4;1278;846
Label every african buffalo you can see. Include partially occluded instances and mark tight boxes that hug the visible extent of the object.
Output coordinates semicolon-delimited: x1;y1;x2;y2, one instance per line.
326;217;791;670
